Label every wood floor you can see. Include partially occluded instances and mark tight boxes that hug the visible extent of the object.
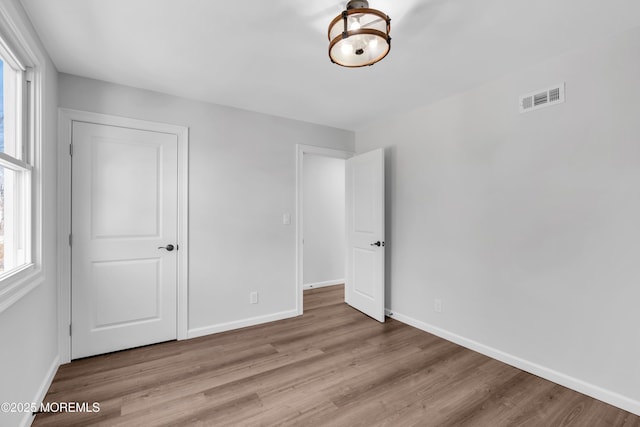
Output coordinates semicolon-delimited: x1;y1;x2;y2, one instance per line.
34;285;639;426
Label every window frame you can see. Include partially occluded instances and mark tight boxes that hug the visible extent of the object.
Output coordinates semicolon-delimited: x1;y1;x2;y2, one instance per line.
0;4;45;313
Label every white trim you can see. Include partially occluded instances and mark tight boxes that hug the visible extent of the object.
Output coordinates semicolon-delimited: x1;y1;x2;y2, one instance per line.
187;309;299;339
295;144;353;315
56;110;71;363
0;1;40;69
0;151;32;170
385;308;640;417
303;279;344;290
0;31;25;70
57;108;189;363
0;265;40;313
176;122;190;341
21;356;59;427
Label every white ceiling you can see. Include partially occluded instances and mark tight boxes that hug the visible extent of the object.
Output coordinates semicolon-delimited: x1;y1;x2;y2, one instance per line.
19;0;640;130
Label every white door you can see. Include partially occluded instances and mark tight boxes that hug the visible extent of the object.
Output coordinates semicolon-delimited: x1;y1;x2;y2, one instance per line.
345;148;385;322
71;121;178;359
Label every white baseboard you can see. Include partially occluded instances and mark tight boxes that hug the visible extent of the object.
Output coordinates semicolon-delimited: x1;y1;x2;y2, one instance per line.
385;309;640;416
303;279;344;290
22;356;59;427
187;309;299;339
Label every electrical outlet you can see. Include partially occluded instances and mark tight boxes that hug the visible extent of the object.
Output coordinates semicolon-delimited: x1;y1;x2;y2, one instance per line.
434;299;442;313
250;291;259;304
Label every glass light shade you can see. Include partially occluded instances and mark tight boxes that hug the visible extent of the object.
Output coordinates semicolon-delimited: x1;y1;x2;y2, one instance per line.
328;5;391;67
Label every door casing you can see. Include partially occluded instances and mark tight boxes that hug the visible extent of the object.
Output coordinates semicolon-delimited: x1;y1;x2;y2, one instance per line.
57;108;189;364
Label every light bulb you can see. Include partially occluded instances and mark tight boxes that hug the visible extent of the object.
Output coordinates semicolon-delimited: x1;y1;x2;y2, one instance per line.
349;18;361;31
369;37;378;49
341;42;352;55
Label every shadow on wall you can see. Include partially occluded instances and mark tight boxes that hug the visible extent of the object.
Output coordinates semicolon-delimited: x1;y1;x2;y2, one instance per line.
384;145;396;310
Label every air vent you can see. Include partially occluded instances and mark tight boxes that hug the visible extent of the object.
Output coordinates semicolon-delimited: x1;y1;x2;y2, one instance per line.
519;83;565;113
533;92;547;106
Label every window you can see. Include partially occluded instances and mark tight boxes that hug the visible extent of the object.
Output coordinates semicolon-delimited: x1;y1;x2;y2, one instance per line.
0;40;33;278
0;4;43;313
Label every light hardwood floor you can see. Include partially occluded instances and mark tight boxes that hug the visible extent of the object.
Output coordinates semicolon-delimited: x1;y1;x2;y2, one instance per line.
34;285;639;426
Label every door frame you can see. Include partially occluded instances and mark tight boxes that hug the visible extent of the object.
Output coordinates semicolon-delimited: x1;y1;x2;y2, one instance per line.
57;108;189;363
295;144;353;314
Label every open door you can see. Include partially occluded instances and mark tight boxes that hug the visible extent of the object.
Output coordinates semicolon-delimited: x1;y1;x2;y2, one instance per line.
345;148;385;322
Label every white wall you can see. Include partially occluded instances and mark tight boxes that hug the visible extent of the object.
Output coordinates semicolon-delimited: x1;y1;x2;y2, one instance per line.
356;27;640;414
302;154;345;287
58;74;354;335
0;1;59;426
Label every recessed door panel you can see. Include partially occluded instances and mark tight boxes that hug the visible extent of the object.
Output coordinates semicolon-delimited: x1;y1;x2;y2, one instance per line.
92;258;161;329
91;139;161;239
353;164;375;233
353;248;375;300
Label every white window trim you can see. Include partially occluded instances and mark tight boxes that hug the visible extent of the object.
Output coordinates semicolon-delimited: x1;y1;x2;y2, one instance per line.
0;1;46;313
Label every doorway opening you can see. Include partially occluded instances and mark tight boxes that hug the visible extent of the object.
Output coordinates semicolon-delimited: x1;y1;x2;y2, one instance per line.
295;145;352;314
302;154;346;290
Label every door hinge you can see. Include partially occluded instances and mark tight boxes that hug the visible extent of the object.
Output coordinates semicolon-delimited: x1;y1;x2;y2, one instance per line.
69;324;72;336
69;234;72;246
69;144;73;156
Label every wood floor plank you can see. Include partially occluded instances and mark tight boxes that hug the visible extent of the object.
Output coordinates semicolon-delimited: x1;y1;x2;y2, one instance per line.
33;284;639;426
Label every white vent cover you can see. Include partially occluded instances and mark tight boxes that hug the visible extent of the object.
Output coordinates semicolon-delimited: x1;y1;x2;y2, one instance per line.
519;83;565;113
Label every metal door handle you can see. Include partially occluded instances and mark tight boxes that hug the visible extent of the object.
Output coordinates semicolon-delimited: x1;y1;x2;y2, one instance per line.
370;241;384;247
158;244;175;251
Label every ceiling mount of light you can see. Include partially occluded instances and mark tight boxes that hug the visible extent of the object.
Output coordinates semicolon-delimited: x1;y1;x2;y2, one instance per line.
328;0;391;68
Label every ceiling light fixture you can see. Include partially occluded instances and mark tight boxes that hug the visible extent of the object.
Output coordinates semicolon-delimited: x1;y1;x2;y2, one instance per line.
328;0;391;68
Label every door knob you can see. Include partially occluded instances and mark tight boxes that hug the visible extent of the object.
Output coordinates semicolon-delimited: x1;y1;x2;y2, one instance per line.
370;241;384;247
158;244;175;251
